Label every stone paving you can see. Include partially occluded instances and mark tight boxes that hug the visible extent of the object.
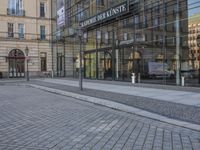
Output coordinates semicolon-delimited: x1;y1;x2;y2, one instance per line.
0;84;200;150
28;79;200;125
33;79;200;106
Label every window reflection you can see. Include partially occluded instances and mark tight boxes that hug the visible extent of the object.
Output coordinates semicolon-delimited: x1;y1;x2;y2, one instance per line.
57;0;200;86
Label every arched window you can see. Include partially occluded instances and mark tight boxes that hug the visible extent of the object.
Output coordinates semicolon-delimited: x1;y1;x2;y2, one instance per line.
9;49;24;58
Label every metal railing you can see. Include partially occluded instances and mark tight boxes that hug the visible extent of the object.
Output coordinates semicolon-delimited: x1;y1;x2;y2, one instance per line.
7;8;25;16
0;31;51;41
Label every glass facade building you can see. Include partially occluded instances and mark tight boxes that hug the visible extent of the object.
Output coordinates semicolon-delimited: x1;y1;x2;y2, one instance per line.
53;0;200;86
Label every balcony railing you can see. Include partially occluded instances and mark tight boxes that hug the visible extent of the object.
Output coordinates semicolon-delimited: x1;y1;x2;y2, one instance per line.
7;8;25;16
0;31;51;41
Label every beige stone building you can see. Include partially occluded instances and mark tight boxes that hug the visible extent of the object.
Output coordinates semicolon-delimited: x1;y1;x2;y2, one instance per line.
0;0;54;78
189;14;200;69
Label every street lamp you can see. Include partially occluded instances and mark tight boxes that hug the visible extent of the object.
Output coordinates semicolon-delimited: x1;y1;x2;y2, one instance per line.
25;46;29;81
77;26;83;90
175;0;181;86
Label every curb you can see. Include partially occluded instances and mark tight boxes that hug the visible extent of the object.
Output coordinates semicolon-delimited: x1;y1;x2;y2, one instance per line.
27;84;200;131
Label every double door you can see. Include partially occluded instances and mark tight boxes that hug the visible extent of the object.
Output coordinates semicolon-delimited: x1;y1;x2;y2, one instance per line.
9;58;25;78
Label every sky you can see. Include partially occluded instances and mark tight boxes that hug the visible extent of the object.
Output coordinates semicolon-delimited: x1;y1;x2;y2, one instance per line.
188;0;200;16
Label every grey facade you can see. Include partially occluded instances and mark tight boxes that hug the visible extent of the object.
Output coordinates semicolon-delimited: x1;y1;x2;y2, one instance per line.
52;0;200;86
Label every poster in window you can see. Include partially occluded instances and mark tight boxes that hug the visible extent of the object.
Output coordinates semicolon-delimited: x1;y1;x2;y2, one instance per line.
57;0;65;28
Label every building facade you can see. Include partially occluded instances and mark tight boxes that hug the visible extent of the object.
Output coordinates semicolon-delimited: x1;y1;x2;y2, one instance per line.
189;14;200;71
53;0;200;86
0;0;54;78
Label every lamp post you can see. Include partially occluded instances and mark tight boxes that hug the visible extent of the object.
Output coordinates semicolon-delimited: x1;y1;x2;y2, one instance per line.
25;46;29;81
175;0;181;85
77;26;83;90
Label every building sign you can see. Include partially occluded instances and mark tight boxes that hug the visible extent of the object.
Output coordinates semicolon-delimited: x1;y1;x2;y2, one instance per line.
57;0;65;28
80;2;128;28
197;35;200;47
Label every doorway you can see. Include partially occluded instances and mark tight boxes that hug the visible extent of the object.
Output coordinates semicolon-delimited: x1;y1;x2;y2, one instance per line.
8;49;25;78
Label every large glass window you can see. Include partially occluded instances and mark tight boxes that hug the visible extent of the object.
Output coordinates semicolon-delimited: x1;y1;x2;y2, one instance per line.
98;51;105;79
97;0;104;6
84;53;96;79
65;0;72;27
76;2;87;21
8;0;24;16
58;0;200;86
96;0;105;12
8;23;14;38
40;26;46;40
18;23;24;38
40;3;45;17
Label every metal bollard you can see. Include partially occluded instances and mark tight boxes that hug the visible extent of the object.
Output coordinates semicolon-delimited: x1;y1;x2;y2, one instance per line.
132;73;136;84
181;76;185;86
138;73;141;83
51;70;54;78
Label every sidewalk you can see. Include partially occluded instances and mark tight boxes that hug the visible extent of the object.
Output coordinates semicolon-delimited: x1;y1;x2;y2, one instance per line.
36;78;200;106
24;78;200;128
1;78;200;129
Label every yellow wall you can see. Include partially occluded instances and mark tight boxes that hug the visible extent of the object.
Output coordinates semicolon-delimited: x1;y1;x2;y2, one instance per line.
0;0;54;77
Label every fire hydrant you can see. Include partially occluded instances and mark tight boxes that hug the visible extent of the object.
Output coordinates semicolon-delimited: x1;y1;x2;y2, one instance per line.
132;73;136;84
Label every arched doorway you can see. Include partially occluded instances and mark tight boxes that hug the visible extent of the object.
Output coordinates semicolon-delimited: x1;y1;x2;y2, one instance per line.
8;49;25;78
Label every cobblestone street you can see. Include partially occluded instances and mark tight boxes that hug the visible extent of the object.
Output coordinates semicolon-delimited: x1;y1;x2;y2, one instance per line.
0;84;200;150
